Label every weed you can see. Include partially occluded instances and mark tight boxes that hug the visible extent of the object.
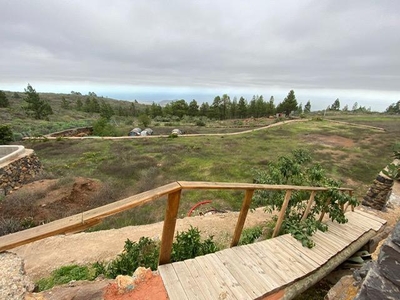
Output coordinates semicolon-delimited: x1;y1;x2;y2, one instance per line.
36;265;96;291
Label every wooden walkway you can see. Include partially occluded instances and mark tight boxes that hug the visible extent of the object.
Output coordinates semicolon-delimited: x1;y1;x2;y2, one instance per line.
159;210;386;300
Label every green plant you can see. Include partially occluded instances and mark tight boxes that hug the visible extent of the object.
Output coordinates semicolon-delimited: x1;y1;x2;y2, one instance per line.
171;226;219;261
36;265;96;291
239;226;263;245
252;149;358;248
98;237;160;278
0;125;13;144
382;163;400;180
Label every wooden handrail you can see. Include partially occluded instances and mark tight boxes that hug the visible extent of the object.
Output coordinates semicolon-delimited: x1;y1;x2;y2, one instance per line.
0;181;354;264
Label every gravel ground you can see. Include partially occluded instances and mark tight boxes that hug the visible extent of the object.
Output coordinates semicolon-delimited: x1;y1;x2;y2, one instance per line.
0;252;34;300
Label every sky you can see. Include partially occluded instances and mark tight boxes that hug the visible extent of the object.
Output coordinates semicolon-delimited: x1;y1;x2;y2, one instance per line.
1;0;399;111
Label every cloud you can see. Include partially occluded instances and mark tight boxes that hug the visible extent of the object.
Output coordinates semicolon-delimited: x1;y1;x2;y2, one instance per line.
0;0;399;110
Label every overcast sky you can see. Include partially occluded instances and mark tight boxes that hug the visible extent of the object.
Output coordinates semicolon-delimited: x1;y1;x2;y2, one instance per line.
1;0;399;111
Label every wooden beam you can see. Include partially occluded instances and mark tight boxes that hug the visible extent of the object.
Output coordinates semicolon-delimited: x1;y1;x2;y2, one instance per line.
0;182;181;252
230;189;254;247
272;190;292;238
177;181;352;192
318;198;331;222
159;190;182;265
300;191;316;222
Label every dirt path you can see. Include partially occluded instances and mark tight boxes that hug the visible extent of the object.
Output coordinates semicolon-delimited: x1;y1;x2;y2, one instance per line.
12;207;270;281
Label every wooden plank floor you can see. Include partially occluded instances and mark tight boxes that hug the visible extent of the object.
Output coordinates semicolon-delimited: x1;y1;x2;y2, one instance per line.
159;210;386;300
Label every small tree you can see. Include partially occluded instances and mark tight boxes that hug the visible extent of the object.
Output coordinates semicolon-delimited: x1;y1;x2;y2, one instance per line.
0;90;10;108
22;84;53;120
138;114;151;127
304;100;311;113
330;98;340;111
0;125;13;144
277;90;298;116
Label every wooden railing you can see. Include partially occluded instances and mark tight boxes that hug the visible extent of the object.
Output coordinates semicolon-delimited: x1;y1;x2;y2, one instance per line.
0;181;353;265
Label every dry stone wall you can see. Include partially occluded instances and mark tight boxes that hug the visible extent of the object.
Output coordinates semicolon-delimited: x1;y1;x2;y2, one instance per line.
0;150;42;195
362;174;394;210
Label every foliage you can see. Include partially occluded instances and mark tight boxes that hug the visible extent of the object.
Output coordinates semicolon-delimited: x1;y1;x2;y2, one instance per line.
138;114;151;127
382;163;400;180
99;237;160;278
239;226;263;245
276;90;298;116
22;84;53;120
92;118;117;136
171;226;219;261
252;149;358;248
0;125;13;144
0;90;9;107
385;100;400;114
92;227;218;279
36;265;96;291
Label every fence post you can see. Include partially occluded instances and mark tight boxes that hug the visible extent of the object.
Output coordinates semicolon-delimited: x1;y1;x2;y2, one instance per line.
230;189;254;247
159;190;181;265
272;190;292;238
301;191;316;222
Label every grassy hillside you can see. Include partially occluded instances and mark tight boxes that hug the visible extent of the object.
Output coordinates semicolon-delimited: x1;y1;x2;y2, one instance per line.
1;89;399;229
16;115;399;229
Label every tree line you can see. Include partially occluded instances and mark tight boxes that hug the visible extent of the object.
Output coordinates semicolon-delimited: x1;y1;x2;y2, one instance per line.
1;85;399;122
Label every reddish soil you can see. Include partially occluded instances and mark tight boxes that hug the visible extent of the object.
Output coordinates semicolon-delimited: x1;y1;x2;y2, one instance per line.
103;275;167;300
0;177;103;225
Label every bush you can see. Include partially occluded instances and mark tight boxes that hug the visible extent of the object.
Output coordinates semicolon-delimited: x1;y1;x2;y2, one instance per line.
92;118;117;136
171;226;219;262
0;125;13;144
195;120;206;126
252;149;358;248
239;226;263;245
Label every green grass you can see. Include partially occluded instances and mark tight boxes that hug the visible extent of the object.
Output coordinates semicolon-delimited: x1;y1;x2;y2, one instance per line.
14;114;400;229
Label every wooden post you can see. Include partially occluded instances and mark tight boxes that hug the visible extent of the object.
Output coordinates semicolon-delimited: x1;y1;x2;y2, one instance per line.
230;189;254;247
159;190;181;265
272;190;292;238
318;198;331;222
300;191;316;222
350;190;354;212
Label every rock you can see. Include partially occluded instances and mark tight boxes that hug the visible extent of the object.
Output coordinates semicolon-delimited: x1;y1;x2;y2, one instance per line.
325;275;360;300
354;265;399;299
378;241;400;288
116;275;135;293
133;267;153;284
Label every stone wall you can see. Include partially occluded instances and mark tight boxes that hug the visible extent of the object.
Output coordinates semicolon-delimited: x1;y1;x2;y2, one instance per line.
47;127;93;138
354;221;400;299
362;174;394;210
0;150;42;195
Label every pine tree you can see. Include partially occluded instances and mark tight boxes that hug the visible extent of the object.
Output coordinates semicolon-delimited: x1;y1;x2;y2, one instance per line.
22;84;53;120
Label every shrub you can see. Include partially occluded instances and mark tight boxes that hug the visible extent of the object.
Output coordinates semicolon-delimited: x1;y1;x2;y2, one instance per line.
239;226;263;245
252;149;358;248
171;226;219;262
195;120;206;126
0;125;13;144
92;118;117;136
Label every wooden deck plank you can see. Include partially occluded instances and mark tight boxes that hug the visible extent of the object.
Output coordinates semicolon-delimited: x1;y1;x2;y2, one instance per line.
184;259;222;299
317;230;352;248
235;245;286;287
346;213;384;231
215;249;267;297
313;231;347;250
203;254;253;299
172;261;207;300
263;237;315;274
158;264;189;300
278;235;327;266
273;235;320;269
195;255;240;300
251;242;303;282
353;210;387;225
325;222;362;242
